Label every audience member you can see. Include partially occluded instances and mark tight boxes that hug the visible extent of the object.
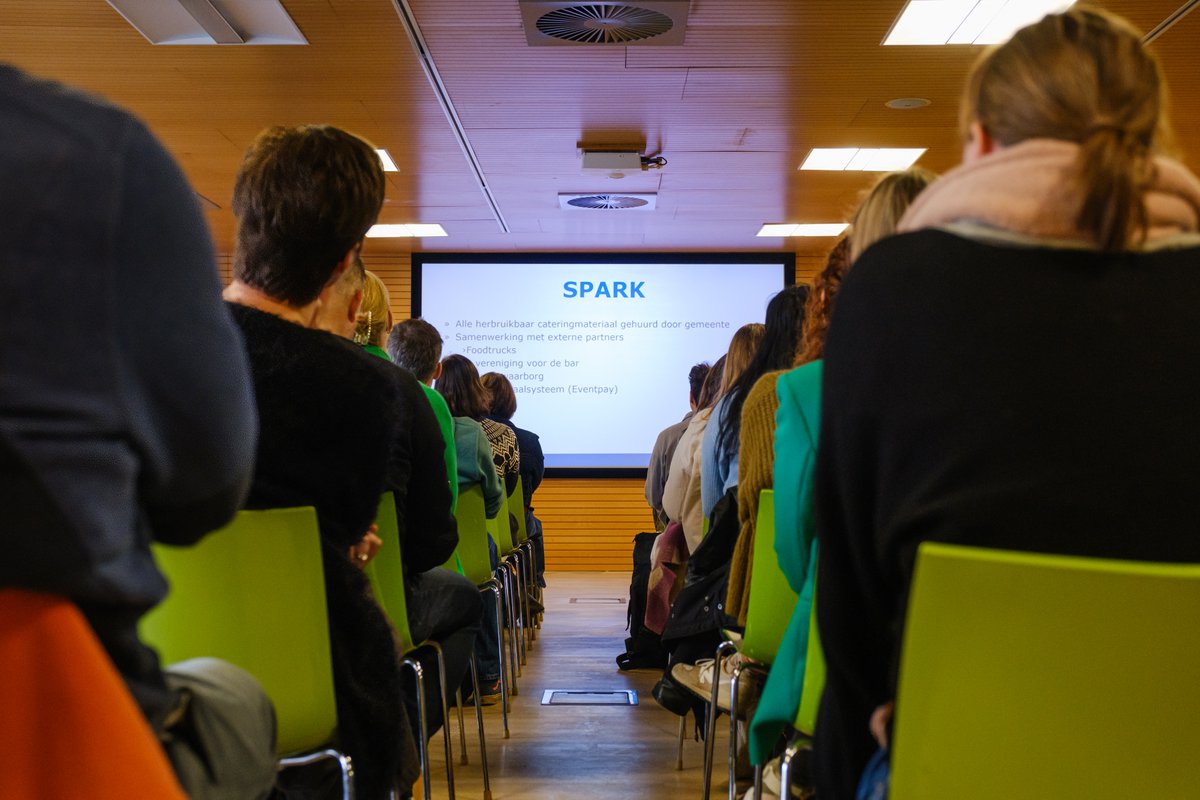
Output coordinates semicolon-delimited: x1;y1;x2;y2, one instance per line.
222;124;457;798
813;9;1200;796
482;371;548;587
439;354;521;497
645;363;711;530
0;65;276;799
661;356;726;553
385;316;461;515
721;284;811;626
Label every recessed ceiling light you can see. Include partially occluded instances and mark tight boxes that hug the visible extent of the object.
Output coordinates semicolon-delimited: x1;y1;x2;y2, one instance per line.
799;148;926;171
375;149;399;172
756;223;848;238
885;97;932;109
105;0;307;45
883;0;1075;46
366;223;448;238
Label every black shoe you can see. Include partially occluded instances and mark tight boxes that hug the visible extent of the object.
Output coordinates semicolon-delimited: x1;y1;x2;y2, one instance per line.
652;675;695;716
526;593;545;615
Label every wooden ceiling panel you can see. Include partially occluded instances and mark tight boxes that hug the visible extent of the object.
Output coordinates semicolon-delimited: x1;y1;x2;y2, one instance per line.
0;0;1196;257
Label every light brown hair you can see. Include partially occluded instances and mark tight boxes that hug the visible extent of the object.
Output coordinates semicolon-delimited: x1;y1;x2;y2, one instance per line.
355;268;391;347
961;6;1169;251
848;167;938;263
719;323;765;397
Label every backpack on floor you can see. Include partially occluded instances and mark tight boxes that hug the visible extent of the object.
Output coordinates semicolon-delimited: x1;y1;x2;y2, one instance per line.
616;532;669;671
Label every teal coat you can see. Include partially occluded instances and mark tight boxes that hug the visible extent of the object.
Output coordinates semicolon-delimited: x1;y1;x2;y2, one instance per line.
748;360;823;763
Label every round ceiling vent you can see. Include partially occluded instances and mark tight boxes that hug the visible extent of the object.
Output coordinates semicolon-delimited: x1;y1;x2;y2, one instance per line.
536;4;674;44
566;194;651;210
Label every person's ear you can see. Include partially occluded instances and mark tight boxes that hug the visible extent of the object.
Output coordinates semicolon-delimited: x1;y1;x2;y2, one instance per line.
963;120;998;162
432;361;443;381
347;288;364;324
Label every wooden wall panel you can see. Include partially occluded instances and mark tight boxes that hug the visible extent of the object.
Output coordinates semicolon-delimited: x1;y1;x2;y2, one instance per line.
535;478;653;572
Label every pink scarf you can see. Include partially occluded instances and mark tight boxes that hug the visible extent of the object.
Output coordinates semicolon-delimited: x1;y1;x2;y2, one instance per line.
898;139;1200;244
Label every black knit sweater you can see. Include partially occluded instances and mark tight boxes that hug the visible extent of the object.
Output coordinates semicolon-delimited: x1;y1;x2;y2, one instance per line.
230;304;455;798
813;229;1200;798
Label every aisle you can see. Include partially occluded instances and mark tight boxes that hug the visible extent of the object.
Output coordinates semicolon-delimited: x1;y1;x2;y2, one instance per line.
425;571;729;799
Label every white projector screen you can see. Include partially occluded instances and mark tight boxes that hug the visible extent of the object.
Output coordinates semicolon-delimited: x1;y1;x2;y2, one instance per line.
414;253;794;473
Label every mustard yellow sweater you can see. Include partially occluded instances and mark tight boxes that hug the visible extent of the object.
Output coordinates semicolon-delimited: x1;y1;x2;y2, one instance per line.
726;371;782;625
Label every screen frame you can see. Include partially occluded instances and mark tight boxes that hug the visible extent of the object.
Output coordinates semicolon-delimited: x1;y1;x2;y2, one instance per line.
411;251;797;478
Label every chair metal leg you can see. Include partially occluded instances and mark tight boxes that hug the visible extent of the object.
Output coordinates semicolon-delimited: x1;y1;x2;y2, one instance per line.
729;664;743;800
753;763;764;800
453;688;468;765
278;749;356;800
485;580;511;735
500;561;522;682
779;738;806;800
676;714;686;771
424;642;456;799
468;655;493;800
703;640;739;800
400;657;431;800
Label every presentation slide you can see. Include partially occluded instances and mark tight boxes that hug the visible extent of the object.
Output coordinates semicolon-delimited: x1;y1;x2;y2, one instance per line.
416;255;792;470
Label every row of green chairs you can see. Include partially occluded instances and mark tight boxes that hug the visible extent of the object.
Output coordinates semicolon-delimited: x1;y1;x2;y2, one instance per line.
713;520;1200;799
139;507;357;799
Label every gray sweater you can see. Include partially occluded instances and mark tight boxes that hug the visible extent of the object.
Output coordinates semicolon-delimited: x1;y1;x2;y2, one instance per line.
0;65;257;729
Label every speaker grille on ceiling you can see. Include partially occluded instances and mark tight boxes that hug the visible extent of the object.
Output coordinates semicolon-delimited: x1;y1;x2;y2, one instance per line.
520;1;688;46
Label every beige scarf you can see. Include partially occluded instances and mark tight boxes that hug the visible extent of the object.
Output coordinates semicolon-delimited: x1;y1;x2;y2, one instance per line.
898;139;1200;245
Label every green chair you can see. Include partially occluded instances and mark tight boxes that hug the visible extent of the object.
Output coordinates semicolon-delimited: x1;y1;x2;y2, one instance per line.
488;509;527;672
778;591;824;800
506;477;539;646
694;490;802;800
140;507;355;799
890;542;1200;800
455;485;512;738
364;493;462;800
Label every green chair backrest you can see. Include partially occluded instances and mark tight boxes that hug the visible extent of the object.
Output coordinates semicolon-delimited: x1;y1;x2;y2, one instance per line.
509;476;528;544
364;492;418;653
489;507;516;556
140;507;335;756
890;542;1200;800
794;586;824;736
454;484;494;586
740;490;799;664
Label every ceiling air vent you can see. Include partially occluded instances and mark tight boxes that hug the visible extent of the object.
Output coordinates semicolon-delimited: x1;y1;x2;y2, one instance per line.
559;193;657;211
520;1;689;46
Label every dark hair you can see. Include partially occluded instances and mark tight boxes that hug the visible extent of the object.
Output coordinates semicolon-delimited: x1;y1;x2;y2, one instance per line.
688;363;711;406
697;355;725;411
797;238;852;364
436;354;490;419
232;125;385;306
386;318;443;381
717;284;810;459
481;372;517;419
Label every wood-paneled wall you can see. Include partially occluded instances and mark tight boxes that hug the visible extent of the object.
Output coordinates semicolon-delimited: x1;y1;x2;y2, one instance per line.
535;478;652;572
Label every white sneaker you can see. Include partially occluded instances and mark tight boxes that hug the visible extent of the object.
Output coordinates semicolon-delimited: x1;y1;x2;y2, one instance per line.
670;654;757;712
741;755;782;799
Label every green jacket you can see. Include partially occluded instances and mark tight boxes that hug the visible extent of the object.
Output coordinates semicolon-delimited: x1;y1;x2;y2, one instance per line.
748;360;823;764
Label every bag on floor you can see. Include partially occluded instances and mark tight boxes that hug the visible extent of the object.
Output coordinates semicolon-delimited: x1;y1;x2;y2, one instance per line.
616;531;669;670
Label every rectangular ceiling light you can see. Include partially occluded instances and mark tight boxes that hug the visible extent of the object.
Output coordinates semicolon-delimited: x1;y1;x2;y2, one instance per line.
756;223;849;238
800;148;927;171
366;224;448;238
883;0;1075;46
375;149;399;173
106;0;307;45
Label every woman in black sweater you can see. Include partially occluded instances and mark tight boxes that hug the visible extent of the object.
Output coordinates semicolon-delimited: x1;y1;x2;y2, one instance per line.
813;8;1200;796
